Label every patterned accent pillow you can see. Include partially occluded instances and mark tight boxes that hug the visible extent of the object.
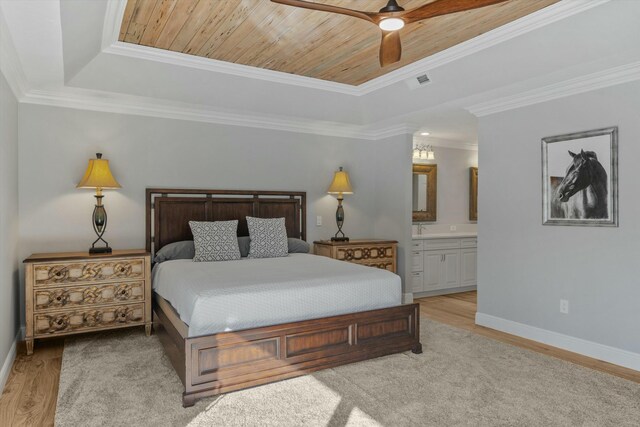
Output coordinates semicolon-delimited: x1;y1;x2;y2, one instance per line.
247;217;289;259
189;220;241;262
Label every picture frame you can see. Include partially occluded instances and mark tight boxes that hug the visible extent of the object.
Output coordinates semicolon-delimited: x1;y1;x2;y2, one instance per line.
412;164;437;222
469;167;478;221
542;127;618;226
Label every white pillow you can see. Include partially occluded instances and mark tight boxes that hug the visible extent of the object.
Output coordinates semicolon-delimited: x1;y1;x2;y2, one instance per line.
246;217;288;259
189;220;241;262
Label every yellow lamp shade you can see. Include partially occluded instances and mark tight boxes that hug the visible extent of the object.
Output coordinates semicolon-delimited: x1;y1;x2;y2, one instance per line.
76;153;121;189
327;167;353;195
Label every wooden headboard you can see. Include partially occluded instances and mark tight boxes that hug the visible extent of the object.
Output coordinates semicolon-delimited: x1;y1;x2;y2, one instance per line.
146;188;306;256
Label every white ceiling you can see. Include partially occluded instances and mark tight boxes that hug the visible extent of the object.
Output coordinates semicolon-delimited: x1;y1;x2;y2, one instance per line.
1;0;639;144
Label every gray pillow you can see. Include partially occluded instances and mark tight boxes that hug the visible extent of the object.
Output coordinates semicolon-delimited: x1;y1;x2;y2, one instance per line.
288;238;310;253
160;237;307;261
247;217;288;259
153;240;195;263
189;220;241;262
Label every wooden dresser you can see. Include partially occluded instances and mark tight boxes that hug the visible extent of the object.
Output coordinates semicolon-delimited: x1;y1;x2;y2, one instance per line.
23;249;151;355
313;239;398;273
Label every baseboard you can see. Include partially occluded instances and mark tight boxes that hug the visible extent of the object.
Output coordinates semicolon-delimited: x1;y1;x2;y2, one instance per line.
475;312;640;372
0;329;21;394
414;285;477;299
403;293;414;304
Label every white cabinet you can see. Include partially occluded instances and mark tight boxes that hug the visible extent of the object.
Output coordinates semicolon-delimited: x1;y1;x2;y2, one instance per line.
411;236;476;295
423;252;443;289
412;250;423;272
441;250;461;288
460;248;477;286
423;250;460;291
410;271;424;293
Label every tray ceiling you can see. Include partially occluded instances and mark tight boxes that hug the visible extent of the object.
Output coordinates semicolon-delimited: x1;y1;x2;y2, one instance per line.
118;0;559;86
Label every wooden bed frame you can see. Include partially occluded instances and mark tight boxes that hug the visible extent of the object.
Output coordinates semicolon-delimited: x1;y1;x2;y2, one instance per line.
146;188;422;407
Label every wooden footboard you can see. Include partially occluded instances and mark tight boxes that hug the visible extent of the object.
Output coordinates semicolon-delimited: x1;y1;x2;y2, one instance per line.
153;294;422;407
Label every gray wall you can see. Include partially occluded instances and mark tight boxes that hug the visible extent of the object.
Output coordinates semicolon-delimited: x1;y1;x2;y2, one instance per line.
17;104;412;323
0;70;20;370
374;135;413;291
477;81;640;354
413;146;478;225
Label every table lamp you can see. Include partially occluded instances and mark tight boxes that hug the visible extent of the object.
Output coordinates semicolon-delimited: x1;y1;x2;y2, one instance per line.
327;167;353;241
77;153;121;254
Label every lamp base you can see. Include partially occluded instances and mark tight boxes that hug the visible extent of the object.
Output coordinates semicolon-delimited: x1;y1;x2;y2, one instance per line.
89;246;112;254
331;237;350;242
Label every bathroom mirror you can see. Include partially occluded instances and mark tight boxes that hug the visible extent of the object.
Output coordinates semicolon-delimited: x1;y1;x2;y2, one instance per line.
469;167;478;221
412;164;437;222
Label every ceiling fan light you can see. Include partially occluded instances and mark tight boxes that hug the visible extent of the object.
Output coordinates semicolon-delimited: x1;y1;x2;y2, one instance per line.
378;18;405;32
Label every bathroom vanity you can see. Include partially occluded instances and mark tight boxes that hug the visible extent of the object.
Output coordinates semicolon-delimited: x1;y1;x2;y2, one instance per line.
410;233;477;297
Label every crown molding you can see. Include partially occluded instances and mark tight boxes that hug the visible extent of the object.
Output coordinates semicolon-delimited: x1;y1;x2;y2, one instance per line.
467;60;640;117
0;6;28;99
20;87;413;141
102;0;609;97
101;0;127;50
358;0;611;94
103;42;363;96
414;135;478;151
372;123;419;140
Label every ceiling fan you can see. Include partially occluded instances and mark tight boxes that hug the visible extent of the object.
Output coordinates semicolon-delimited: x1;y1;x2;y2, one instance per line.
271;0;509;67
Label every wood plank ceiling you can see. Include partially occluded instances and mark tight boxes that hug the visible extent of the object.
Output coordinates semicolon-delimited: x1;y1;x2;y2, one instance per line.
119;0;559;86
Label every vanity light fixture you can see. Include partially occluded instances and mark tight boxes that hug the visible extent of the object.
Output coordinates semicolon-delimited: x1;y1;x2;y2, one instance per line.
426;146;435;160
413;144;435;161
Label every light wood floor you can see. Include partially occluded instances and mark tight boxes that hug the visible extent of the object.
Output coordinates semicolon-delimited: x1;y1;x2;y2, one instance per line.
1;291;638;426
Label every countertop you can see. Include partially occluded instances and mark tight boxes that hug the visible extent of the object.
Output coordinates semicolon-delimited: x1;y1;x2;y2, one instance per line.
412;232;477;239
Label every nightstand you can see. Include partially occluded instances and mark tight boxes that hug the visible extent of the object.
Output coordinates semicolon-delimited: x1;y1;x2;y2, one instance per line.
23;249;152;355
313;239;398;273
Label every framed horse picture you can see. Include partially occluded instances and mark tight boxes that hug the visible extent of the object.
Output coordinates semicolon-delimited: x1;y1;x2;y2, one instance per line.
542;127;618;226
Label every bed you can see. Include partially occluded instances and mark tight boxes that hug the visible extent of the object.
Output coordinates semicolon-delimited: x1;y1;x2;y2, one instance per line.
147;188;422;407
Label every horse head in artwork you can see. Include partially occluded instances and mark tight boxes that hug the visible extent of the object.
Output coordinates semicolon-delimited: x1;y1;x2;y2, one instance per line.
556;150;608;219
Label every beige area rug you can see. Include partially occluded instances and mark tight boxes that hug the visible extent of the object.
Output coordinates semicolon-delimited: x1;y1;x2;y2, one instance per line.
55;319;640;427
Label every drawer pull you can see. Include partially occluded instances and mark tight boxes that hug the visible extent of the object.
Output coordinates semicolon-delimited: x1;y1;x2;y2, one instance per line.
115;284;132;300
49;290;69;306
114;263;132;276
49;267;69;281
115;307;132;322
51;315;69;331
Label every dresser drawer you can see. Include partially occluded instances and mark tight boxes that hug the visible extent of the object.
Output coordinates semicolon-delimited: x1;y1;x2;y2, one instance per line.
33;258;145;287
33;303;144;336
354;260;395;272
313;240;397;274
461;238;477;248
412;251;423;272
410;271;423;293
411;240;424;250
34;281;145;312
424;239;461;250
335;245;395;263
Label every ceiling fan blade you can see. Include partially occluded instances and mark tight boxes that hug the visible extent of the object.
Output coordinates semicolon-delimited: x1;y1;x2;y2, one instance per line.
271;0;376;24
403;0;509;23
379;30;402;67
